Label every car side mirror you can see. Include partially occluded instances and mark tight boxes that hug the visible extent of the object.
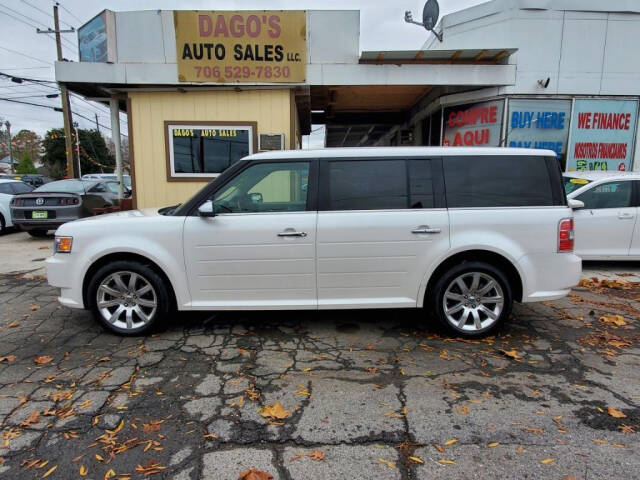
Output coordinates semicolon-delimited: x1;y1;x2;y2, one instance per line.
198;200;216;217
568;199;585;210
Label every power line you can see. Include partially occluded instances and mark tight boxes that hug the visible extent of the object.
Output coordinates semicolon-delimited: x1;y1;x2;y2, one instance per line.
0;96;61;110
0;45;52;65
56;1;83;24
21;0;74;29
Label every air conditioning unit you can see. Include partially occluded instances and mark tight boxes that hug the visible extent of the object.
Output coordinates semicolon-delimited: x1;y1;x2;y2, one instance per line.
259;133;285;151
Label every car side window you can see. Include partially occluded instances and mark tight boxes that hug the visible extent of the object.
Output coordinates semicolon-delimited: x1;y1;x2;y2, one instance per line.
209;162;309;213
105;182;120;194
324;159;434;211
10;182;33;194
576;181;632;209
89;183;107;193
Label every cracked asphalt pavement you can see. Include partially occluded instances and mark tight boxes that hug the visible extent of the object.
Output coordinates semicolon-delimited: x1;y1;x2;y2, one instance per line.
0;274;639;479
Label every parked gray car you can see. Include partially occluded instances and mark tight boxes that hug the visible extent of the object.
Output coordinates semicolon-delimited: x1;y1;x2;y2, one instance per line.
11;179;123;237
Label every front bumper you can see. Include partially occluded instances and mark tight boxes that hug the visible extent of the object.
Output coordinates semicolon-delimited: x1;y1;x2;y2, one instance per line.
45;254;85;309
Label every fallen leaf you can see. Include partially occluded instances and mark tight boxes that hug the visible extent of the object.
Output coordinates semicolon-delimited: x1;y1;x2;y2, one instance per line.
79;465;87;476
203;433;219;440
487;442;500;448
438;459;456;465
541;458;555;464
238;469;274;480
607;407;627;418
409;455;424;464
0;355;17;363
500;349;522;361
433;444;445;453
105;469;116;479
444;438;458;446
20;410;41;426
261;402;291;420
599;314;627;326
516;446;525;454
619;424;635;434
29;305;40;311
308;450;325;461
378;458;395;468
8;322;20;328
33;356;53;365
42;465;57;478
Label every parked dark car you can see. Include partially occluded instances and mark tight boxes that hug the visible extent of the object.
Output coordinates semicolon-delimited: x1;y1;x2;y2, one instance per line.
0;174;53;188
11;179;122;237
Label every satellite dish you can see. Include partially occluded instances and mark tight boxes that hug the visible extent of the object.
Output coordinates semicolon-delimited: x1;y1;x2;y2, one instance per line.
404;0;443;42
422;0;440;31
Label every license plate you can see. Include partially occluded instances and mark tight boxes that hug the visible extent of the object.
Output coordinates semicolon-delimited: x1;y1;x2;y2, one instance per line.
32;211;48;219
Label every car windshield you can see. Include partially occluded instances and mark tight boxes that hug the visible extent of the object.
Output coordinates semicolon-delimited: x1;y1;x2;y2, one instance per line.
34;180;92;193
563;176;592;194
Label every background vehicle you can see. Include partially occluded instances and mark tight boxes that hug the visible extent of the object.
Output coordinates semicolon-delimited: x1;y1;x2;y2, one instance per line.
82;173;132;192
46;148;580;337
11;179;122;237
564;171;640;260
0;179;34;234
0;174;52;188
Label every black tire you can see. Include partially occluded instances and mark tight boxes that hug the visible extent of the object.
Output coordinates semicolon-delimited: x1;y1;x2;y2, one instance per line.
27;229;49;237
86;260;170;336
429;261;513;338
0;214;5;235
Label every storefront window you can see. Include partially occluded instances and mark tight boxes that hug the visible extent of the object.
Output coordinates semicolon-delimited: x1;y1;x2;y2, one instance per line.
507;99;572;170
166;123;255;179
566;99;639;172
442;99;504;147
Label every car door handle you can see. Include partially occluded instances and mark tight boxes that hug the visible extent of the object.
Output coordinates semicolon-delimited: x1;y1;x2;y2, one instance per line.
618;213;635;219
412;226;441;234
277;231;307;237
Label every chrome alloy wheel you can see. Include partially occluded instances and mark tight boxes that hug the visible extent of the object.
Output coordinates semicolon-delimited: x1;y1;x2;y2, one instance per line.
96;271;157;330
442;272;504;332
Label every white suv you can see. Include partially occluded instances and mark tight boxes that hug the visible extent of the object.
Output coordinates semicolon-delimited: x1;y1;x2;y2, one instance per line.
46;147;581;337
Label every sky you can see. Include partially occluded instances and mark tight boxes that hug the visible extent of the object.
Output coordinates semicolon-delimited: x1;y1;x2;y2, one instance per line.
0;0;486;148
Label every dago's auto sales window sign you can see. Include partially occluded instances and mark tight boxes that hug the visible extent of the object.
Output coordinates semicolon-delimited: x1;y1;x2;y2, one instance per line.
443;100;504;147
174;11;306;83
507;99;572;164
566;99;639;171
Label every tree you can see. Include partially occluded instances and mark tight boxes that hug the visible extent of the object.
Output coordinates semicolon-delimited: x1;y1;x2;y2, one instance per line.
42;128;115;179
13;130;42;164
15;152;38;174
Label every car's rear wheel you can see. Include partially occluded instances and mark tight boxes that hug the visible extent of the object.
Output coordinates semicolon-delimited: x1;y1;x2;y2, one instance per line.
430;261;512;337
0;214;5;235
27;229;48;237
87;261;170;335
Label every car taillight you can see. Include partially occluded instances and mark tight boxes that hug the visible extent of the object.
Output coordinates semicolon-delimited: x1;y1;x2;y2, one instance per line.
58;197;80;206
558;218;574;252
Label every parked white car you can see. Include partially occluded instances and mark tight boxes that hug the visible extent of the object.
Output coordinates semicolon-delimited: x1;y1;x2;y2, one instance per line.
0;179;34;234
46;147;581;337
564;171;640;260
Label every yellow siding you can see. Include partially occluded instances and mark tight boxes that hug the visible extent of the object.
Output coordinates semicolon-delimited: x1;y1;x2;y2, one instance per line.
128;89;292;208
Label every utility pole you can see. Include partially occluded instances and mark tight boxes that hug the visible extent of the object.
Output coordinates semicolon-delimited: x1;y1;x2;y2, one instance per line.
37;3;76;178
94;113;100;133
73;122;82;177
5;121;13;174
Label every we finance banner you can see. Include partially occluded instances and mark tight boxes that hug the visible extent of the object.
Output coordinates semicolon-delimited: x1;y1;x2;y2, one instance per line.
566;99;639;171
174;11;306;83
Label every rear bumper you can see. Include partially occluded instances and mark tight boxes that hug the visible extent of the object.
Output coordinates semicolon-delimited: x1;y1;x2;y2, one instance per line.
45;254;85;309
13;220;65;230
518;252;582;303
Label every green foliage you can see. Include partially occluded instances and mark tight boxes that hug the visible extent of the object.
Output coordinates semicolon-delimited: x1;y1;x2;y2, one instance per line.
42;127;115;179
15;152;37;174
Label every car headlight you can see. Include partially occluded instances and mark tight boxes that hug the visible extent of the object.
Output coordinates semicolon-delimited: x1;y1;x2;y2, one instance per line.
54;236;73;253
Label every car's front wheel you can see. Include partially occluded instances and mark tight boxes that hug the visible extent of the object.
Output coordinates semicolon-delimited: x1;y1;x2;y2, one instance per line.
430;261;512;337
87;261;170;335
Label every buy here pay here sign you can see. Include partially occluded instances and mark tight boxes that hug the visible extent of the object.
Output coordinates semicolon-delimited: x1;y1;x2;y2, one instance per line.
174;11;307;83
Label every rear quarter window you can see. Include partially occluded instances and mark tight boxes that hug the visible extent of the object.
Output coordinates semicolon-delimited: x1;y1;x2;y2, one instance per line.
443;155;557;208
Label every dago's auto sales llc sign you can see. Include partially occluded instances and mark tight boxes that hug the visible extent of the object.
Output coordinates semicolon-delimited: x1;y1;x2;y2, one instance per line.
174;11;306;83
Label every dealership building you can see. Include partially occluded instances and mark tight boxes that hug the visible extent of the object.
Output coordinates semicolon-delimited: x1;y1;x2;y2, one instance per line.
56;0;640;208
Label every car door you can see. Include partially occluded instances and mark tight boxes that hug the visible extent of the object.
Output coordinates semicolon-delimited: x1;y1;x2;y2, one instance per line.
626;180;640;258
182;160;318;309
0;183;14;227
573;179;636;258
316;157;450;309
